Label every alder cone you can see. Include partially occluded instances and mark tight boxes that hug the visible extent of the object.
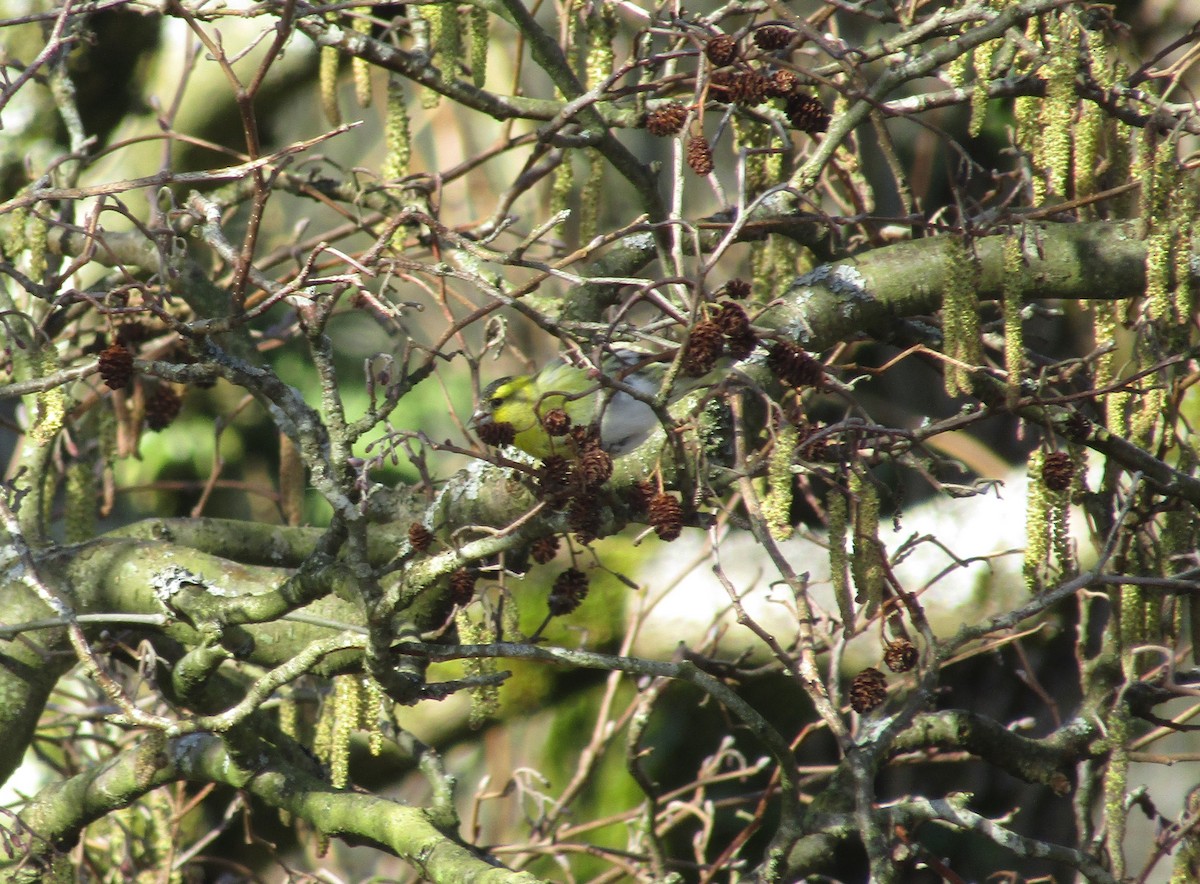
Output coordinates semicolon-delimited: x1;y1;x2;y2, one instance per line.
448;568;477;605
648;493;683;541
720;278;751;300
408;523;433;552
850;667;887;713
549;567;589;616
769;69;800;98
786;93;831;133
705;34;738;66
145;385;183;431
753;25;794;50
98;343;134;390
686;136;715;176
884;639;918;673
645;102;688;137
683;319;725;376
577;446;613;488
726;71;772;106
530;535;560;564
477;420;515;447
767;342;825;387
1042;451;1074;492
541;407;572;437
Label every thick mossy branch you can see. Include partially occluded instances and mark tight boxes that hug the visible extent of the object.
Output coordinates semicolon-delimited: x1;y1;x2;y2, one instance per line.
767;221;1153;351
890;710;1100;791
6;732;546;884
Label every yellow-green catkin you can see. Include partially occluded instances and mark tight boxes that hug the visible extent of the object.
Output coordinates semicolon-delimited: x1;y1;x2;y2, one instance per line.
365;676;387;756
577;5;615;244
736;115;792;297
352;10;372;107
467;6;489;88
29;347;65;445
381;76;411;183
1091;303;1128;435
420;2;461;108
969;38;999;137
328;674;363;789
1049;476;1074;578
63;459;95;543
1023;449;1050;592
734;114;773;199
456;612;500;728
0;204;27;258
1144;139;1175;324
319;36;341;126
1013;17;1043;199
25;210;47;281
1073;104;1101;210
945;46;971;90
551;153;574;238
1073;24;1108;208
1170;788;1200;881
1037;18;1079;200
1131;386;1163;451
1102;704;1131;879
764;426;798;541
312;693;334;765
942;236;982;397
849;470;885;619
1002;233;1025;408
279;692;299;742
1169;173;1197;325
827;489;855;637
277;693;300;825
579;152;604;244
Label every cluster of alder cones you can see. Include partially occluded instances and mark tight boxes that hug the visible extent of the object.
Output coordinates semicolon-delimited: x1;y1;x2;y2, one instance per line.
644;23;831;176
97;336;185;431
850;640;918;713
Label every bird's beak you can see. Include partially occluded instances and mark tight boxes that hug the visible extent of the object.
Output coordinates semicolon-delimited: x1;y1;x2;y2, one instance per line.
468;407;488;430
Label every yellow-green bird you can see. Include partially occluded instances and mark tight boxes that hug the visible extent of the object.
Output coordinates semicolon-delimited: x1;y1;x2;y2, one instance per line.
472;354;665;459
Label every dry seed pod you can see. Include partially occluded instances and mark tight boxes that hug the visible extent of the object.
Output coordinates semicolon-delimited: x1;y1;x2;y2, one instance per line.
542;408;572;437
686;135;715;176
537;454;575;502
768;69;800;98
567;494;602;543
850;667;887;713
720;278;751;300
767;342;825;387
477;420;516;447
448;568;477;605
645;102;688;136
1041;451;1074;492
408;523;434;552
577;446;614;488
753;25;794;50
648;493;684;541
726;71;772;106
705;34;738;66
884;639;918;673
1064;411;1092;443
98;343;135;390
530;535;560;564
627;480;655;513
145;385;183;431
548;567;589;616
682;319;725;376
714;301;751;339
785;93;831;134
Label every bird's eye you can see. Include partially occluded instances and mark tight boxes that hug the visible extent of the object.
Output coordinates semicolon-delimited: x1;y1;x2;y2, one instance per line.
490;397;503;409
